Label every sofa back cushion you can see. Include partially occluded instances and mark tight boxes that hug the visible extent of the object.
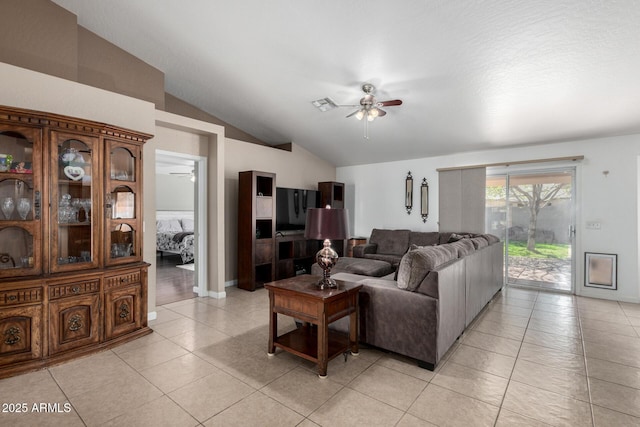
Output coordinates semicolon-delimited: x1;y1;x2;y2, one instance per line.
480;233;500;245
448;238;476;257
370;229;411;256
409;231;440;247
470;236;489;249
397;245;458;291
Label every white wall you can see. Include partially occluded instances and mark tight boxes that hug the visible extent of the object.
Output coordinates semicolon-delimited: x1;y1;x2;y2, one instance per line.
155;174;195;211
224;139;336;283
338;134;640;303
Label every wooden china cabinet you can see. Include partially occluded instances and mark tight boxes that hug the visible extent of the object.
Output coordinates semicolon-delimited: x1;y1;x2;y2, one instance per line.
0;106;151;378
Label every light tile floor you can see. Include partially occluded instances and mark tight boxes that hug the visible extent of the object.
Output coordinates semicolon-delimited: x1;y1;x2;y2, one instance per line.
2;285;640;426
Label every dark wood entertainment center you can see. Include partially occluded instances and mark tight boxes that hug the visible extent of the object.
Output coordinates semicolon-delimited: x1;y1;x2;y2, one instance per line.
237;171;345;290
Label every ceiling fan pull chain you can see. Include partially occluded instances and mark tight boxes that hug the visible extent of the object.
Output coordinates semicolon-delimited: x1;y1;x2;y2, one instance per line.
364;117;369;139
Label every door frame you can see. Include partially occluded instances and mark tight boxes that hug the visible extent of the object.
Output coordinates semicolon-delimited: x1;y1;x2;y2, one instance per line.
155;150;208;298
488;166;577;294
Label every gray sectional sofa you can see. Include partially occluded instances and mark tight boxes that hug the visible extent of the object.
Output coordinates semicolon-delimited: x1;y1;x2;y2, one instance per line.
315;230;503;370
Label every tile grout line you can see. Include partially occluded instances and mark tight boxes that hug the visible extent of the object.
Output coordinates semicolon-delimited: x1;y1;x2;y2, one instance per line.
46;367;89;427
491;287;539;426
576;298;597;427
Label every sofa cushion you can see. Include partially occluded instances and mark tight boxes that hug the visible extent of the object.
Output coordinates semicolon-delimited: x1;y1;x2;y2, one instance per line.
470;236;489;249
448;239;475;257
364;253;403;266
409;231;440;247
312;257;394;277
480;233;500;245
369;228;411;256
397;245;458;291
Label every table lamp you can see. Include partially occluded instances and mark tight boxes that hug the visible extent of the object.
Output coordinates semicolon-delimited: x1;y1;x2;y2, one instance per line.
304;206;350;288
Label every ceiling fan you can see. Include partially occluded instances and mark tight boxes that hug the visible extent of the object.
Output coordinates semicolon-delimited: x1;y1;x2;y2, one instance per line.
344;83;402;121
312;83;403;139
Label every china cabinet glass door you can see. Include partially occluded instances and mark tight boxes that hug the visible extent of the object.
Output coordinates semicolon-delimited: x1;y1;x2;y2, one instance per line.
0;126;42;277
105;142;142;265
50;132;100;272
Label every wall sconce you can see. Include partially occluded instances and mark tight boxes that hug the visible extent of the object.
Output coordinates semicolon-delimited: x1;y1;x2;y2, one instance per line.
405;172;413;214
421;178;429;222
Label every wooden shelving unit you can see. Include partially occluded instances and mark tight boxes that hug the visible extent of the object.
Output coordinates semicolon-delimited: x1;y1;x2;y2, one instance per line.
237;171;276;290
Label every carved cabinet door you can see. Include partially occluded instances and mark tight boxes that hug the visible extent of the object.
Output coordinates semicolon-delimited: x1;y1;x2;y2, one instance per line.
0;305;42;366
104;284;141;340
49;294;100;355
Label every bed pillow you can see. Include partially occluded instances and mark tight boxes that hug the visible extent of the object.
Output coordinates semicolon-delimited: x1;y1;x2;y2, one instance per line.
157;219;183;233
181;218;195;232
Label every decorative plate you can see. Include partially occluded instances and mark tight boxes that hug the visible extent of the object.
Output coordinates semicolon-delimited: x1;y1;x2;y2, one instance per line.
63;166;85;181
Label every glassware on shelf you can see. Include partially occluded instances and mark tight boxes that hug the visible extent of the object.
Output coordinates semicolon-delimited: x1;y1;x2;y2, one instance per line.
80;198;92;223
71;198;82;222
58;194;74;223
1;197;15;219
111;243;132;258
17;198;31;220
60;147;77;162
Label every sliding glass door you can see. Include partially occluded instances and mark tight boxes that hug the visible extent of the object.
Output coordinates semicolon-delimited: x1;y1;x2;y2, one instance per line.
486;168;575;293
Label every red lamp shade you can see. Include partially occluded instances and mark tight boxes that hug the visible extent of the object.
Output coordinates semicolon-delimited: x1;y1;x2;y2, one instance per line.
304;208;349;240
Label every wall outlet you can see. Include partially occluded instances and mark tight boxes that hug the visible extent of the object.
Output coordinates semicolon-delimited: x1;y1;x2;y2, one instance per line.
586;221;601;230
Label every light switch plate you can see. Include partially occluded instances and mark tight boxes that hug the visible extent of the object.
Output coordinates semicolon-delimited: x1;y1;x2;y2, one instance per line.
586;221;601;230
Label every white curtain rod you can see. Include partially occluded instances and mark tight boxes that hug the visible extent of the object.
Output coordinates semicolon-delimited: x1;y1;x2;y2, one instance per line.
436;155;584;172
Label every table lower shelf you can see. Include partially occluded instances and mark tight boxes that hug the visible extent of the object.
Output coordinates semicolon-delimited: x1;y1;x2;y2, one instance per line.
274;325;351;364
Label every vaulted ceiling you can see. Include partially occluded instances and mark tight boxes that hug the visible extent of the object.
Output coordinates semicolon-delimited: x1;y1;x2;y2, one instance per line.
51;0;640;167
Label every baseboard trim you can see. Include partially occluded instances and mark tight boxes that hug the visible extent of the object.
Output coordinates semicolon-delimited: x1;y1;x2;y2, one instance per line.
208;290;226;299
147;311;157;321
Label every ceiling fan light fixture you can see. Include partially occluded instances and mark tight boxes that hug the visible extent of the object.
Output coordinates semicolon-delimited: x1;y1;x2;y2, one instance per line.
355;109;365;120
311;97;338;112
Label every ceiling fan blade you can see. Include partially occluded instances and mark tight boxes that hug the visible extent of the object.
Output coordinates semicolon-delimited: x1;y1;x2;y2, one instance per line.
377;99;403;107
377;108;387;117
345;109;361;118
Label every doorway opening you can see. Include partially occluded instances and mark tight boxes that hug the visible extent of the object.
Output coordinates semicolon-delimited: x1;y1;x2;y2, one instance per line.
155;151;206;305
486;168;576;293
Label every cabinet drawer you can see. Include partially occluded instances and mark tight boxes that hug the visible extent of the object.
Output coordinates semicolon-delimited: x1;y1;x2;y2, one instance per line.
104;271;141;290
0;288;42;307
49;280;100;300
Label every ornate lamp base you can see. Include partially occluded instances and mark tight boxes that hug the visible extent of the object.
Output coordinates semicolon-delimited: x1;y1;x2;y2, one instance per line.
316;239;338;289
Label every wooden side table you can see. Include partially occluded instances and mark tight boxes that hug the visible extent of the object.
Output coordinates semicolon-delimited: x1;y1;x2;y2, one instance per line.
265;274;362;377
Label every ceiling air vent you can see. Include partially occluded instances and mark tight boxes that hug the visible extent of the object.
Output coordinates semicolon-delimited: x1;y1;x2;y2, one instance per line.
311;97;338;112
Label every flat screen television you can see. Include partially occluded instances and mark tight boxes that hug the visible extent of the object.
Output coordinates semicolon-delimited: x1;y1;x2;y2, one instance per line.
276;187;320;234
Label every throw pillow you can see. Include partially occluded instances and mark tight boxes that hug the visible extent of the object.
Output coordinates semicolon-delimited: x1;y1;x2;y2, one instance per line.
447;232;473;243
157;219;183;233
181;218;195;232
397;246;457;291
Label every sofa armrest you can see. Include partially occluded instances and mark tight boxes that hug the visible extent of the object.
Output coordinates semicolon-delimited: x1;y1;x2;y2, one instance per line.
356;280;440;365
353;243;377;258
